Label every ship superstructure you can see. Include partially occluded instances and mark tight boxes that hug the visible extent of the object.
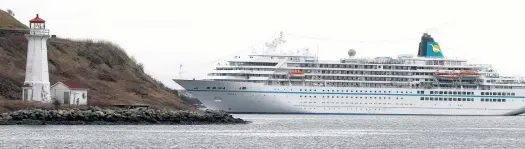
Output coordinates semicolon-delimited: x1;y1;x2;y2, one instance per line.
175;33;525;116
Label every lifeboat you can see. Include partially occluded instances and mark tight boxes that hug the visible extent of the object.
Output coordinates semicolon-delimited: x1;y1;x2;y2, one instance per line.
460;71;479;75
435;70;479;80
288;71;305;78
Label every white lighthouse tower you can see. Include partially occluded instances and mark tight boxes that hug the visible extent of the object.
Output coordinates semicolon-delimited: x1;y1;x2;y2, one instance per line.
21;14;51;102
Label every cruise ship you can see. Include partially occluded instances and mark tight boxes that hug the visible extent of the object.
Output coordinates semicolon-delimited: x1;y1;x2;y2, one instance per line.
174;32;525;116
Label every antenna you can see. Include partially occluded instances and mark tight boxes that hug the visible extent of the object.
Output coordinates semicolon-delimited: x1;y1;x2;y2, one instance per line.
179;64;183;79
316;44;319;61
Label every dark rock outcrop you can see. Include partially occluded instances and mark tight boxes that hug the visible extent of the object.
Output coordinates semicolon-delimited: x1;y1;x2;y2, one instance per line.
0;107;247;125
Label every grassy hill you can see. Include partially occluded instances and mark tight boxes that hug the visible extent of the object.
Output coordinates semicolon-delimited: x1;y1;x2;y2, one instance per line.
0;10;194;112
0;10;28;29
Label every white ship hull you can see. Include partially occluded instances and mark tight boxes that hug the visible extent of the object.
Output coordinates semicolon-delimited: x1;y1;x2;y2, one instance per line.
175;79;525;116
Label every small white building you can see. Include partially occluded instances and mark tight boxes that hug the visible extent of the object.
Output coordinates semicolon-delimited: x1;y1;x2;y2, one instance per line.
50;81;88;105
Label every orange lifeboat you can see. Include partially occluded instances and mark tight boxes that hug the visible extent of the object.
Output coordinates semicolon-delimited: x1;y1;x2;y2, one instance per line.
460;71;479;75
289;71;305;75
288;71;305;78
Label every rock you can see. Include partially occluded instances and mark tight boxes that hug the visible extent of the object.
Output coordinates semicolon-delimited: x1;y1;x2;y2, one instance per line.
0;106;247;125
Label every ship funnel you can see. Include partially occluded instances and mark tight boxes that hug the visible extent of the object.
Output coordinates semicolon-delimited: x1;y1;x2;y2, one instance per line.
417;33;443;58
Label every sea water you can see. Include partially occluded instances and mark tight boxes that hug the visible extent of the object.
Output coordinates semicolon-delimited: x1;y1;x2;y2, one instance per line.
1;114;524;148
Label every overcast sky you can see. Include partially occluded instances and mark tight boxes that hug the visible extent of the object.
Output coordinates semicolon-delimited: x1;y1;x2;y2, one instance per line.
2;0;525;89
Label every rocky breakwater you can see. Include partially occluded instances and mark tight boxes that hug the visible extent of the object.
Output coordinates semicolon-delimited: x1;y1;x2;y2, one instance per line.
0;107;247;125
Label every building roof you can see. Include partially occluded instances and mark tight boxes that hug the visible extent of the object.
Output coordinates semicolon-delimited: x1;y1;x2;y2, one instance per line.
29;14;45;23
52;81;88;90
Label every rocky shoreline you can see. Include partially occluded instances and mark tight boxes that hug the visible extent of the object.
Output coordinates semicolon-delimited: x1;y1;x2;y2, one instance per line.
0;107;247;125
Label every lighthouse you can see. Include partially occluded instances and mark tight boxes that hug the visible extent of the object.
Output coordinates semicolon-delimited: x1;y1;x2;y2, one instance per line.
21;14;51;102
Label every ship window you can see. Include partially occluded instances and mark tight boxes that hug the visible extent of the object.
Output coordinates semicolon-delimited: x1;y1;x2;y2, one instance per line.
497;99;502;102
481;92;484;95
300;89;302;91
498;92;502;96
212;87;216;89
420;97;424;100
430;91;434;94
439;91;443;94
206;87;210;89
448;91;452;94
512;93;515;96
453;91;457;95
481;99;484;102
503;99;506;102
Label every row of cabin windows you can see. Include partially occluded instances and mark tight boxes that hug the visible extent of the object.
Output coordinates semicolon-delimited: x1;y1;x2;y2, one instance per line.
299;101;411;106
299;95;401;100
297;64;470;71
206;87;226;90
481;92;515;96
481;98;506;102
429;91;474;95
420;97;474;101
298;89;412;94
205;87;248;90
494;86;513;89
318;102;408;105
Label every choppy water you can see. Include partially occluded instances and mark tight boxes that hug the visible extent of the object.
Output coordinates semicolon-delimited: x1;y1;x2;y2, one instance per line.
1;114;525;149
